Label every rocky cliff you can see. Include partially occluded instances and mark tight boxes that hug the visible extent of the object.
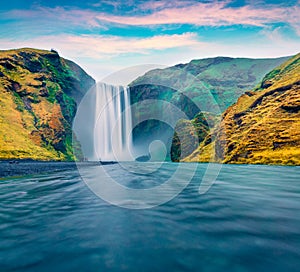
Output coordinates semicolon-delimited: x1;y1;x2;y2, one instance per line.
185;53;300;165
0;48;95;160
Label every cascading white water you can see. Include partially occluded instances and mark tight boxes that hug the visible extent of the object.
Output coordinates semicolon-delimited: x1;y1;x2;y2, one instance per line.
94;83;133;161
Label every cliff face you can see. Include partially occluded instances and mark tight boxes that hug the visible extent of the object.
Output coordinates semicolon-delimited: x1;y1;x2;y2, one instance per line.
171;112;219;161
0;48;95;160
185;53;300;165
129;56;288;151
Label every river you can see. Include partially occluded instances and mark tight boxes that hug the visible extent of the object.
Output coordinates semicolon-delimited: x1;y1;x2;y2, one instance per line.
0;163;299;271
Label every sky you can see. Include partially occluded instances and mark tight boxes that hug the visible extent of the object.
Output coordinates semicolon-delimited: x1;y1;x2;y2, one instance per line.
0;0;299;81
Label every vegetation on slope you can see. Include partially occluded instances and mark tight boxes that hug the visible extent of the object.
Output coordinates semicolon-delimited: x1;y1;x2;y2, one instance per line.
185;53;300;165
171;112;219;161
0;48;95;160
130;56;288;112
129;56;288;161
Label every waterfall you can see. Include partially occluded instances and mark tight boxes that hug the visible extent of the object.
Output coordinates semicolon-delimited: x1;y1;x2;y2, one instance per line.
94;83;133;161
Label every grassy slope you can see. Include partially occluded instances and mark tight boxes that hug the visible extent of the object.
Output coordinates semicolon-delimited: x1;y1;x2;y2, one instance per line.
0;48;94;160
185;53;300;165
129;56;288;151
130;56;289;112
171;112;220;161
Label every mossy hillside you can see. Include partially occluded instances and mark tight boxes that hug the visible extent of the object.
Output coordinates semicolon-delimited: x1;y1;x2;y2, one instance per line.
130;56;289;112
185;53;300;165
129;56;288;144
171;112;220;162
0;48;95;160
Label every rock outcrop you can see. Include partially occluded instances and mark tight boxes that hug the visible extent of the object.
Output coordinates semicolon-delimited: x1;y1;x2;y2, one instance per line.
185;53;300;165
0;48;95;160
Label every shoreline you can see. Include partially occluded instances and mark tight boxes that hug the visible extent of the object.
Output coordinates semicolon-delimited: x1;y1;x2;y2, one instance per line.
0;160;78;178
0;160;121;178
1;159;298;179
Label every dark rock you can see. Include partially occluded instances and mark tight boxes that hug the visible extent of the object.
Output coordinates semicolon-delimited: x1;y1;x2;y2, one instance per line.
281;104;300;113
39;88;49;97
22;97;32;110
135;155;150;162
261;80;273;88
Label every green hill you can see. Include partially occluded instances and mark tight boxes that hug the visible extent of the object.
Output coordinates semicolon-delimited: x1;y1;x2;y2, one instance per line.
130;56;289;112
0;48;95;160
129;56;289;159
185;53;300;165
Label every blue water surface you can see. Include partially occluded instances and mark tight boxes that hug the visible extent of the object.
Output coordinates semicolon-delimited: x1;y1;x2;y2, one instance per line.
0;163;299;272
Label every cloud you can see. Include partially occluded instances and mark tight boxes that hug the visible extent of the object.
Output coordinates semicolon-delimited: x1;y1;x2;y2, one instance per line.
1;28;298;63
5;7;101;28
260;26;300;49
91;0;122;9
137;0;197;11
59;33;203;57
0;32;207;80
2;1;300;34
1;29;299;81
0;33;202;57
94;1;300;31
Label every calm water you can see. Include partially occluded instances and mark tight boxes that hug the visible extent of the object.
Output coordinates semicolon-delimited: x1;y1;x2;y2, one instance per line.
0;163;300;272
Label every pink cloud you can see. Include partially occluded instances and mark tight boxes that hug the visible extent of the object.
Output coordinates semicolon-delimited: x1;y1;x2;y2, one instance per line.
1;30;299;81
94;1;299;29
0;33;202;57
60;33;201;55
2;1;300;33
